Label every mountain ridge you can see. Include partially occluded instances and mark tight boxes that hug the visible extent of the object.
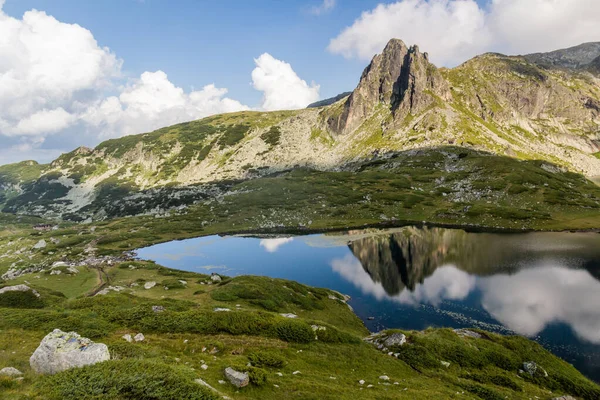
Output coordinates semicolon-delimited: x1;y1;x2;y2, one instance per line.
1;38;600;220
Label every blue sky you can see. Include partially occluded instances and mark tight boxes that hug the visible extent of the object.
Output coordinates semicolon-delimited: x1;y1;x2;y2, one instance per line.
0;0;597;164
3;0;391;106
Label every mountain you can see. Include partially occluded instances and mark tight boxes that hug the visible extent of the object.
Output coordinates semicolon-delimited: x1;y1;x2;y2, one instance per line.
524;42;600;70
1;38;600;221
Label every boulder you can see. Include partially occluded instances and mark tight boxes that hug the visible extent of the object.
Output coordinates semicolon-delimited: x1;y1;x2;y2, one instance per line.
453;329;482;339
383;333;406;347
279;313;297;319
224;367;249;388
523;361;537;376
30;329;110;374
0;284;40;298
0;367;23;377
122;334;132;343
210;273;222;282
144;281;156;290
152;305;165;313
552;396;576;400
134;333;145;342
33;240;47;249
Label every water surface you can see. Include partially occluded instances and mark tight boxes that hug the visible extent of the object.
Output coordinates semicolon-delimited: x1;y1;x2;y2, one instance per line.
137;226;600;382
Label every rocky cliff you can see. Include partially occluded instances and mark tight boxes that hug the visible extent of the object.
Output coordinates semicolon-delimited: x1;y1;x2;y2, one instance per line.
328;39;450;135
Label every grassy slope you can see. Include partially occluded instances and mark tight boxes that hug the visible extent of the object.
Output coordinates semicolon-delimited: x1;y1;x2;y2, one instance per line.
1;261;599;400
0;148;600;397
2;147;600;279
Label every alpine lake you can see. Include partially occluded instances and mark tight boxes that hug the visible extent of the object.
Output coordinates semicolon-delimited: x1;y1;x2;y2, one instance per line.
137;226;600;382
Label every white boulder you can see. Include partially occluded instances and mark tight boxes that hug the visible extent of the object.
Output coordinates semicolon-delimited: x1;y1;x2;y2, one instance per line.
30;329;110;374
144;281;156;290
224;367;249;388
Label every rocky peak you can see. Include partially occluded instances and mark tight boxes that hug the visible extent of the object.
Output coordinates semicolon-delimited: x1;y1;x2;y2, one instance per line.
329;38;450;134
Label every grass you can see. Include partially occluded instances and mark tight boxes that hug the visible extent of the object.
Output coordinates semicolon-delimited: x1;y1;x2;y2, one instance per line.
1;268;598;399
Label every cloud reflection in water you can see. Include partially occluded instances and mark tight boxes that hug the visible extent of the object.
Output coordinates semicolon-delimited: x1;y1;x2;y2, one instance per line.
331;255;600;344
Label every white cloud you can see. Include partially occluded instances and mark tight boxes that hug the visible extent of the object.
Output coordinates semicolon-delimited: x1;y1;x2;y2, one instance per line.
311;0;336;15
0;6;121;130
11;108;76;136
328;0;600;66
252;53;320;111
488;0;600;55
0;2;320;164
82;71;249;139
260;237;294;253
329;0;489;66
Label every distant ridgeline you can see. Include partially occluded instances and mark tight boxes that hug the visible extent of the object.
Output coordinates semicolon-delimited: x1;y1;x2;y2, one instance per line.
0;39;599;224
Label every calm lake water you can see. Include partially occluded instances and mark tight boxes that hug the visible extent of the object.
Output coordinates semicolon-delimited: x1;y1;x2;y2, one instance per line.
137;226;600;382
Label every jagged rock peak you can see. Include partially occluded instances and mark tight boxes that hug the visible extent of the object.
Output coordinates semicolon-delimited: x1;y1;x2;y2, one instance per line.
329;38;450;134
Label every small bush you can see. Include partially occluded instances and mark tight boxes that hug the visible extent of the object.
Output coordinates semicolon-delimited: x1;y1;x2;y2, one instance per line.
394;344;440;371
35;359;217;400
275;319;314;343
0;289;45;309
109;342;148;360
461;383;504;400
161;279;186;290
248;350;285;368
462;373;522;392
247;366;268;386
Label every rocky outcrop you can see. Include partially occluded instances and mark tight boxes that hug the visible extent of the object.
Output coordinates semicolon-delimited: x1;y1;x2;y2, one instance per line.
329;39;450;135
0;284;40;298
524;42;600;70
30;329;110;374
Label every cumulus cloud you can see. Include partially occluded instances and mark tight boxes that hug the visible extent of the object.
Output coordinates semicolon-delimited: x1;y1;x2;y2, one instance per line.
260;237;294;253
0;4;120;142
0;2;320;164
252;53;320;111
82;71;248;139
311;0;336;15
328;0;600;66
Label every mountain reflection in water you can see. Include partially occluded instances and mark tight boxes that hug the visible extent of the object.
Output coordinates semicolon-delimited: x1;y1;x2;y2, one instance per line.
332;228;600;344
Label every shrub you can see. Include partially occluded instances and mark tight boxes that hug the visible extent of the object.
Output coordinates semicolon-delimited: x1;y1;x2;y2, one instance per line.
161;279;186;290
0;289;45;309
34;359;218;400
247;366;268;386
275;320;314;343
461;383;504;400
394;344;439;371
462;373;522;392
247;350;285;368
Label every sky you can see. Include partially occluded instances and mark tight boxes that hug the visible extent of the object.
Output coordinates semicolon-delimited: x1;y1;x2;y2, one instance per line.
0;0;599;165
